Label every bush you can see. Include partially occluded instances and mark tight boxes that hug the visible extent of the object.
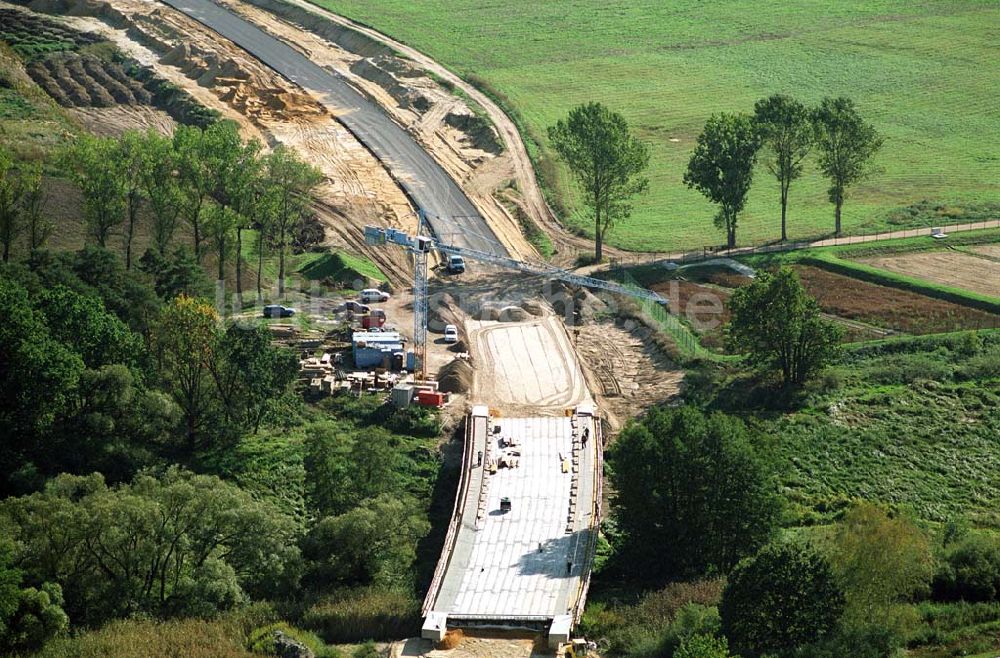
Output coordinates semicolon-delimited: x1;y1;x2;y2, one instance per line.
384;406;442;438
956;345;1000;381
933;535;1000;602
582;580;724;658
720;542;844;658
793;626;899;658
675;634;732;658
867;352;953;384
301;587;420;644
247;622;341;658
352;640;380;658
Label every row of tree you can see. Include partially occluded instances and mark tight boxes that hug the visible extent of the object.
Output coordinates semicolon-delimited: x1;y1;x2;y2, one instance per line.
685;95;883;247
547;95;882;259
0;121;323;299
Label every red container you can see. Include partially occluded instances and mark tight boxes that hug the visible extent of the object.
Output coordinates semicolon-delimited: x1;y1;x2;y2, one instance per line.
416;391;445;407
361;315;386;329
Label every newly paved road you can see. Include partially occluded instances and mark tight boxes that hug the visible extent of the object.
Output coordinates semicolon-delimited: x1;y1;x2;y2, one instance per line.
159;0;507;257
431;415;597;619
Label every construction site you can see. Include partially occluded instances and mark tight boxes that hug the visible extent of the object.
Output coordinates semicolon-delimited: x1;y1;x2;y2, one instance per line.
0;0;684;649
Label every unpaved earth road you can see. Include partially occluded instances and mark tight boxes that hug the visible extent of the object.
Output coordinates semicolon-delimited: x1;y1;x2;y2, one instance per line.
268;0;612;265
160;0;512;258
469;314;591;414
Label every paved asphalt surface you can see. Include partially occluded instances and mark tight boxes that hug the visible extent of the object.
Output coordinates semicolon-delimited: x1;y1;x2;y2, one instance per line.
159;0;507;257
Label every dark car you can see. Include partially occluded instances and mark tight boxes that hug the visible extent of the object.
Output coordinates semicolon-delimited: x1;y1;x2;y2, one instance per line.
343;301;372;314
263;304;296;318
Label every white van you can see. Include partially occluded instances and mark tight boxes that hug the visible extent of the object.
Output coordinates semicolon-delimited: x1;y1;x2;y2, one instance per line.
444;324;459;343
360;288;390;303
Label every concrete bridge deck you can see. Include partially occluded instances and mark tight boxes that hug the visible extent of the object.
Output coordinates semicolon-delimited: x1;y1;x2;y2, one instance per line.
423;406;601;641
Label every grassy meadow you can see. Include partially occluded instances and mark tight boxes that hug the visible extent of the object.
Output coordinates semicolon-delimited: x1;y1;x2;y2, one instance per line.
317;0;1000;252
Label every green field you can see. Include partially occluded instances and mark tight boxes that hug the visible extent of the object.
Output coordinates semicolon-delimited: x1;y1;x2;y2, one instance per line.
317;0;1000;252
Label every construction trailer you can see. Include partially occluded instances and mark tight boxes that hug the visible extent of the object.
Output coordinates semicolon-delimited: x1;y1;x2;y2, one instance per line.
352;331;412;369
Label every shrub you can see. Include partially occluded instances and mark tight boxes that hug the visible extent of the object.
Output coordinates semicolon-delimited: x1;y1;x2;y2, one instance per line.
793;626;899;658
675;634;733;658
933;535;1000;602
247;622;342;658
867;352;953;384
352;640;380;658
720;542;844;658
301;587;420;643
956;345;1000;381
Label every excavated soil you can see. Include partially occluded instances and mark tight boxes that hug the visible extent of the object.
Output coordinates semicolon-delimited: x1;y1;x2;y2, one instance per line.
575;318;684;432
21;0;417;285
437;358;474;393
26;52;151;107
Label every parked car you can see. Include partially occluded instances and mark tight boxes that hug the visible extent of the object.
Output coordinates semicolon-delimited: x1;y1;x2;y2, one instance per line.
444;324;459;343
446;255;466;274
343;300;371;314
263;304;295;318
360;288;390;303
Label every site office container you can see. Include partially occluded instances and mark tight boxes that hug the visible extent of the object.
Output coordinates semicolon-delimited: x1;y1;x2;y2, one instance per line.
416;390;445;407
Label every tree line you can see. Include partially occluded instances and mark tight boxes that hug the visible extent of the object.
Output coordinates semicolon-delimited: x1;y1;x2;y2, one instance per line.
548;95;882;258
0;246;443;654
0;121;323;300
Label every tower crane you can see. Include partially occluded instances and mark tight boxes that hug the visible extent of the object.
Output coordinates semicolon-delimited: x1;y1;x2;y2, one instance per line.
363;218;667;379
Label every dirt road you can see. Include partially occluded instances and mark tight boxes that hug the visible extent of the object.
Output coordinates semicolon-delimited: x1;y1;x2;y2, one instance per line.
160;0;509;258
468;314;591;414
269;0;607;264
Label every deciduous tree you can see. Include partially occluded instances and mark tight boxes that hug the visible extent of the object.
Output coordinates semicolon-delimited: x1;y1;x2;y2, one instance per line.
20;163;49;253
149;295;220;450
139;130;182;256
264;146;322;295
727;267;842;386
720;542;844;658
1;469;300;626
812;97;883;235
173;125;212;260
753;95;813;241
63;135;126;248
117;131;146;270
302;494;429;588
0;148;25;262
684;113;761;249
203;203;237;283
205;123;263;305
608;406;780;580
829;502;933;632
209;324;297;433
548;102;649;262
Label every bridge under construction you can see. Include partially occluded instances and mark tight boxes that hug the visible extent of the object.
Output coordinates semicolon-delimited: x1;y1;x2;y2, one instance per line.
421;405;602;646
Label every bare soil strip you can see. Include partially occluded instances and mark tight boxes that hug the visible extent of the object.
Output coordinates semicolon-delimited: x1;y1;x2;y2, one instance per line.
858;250;1000;298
